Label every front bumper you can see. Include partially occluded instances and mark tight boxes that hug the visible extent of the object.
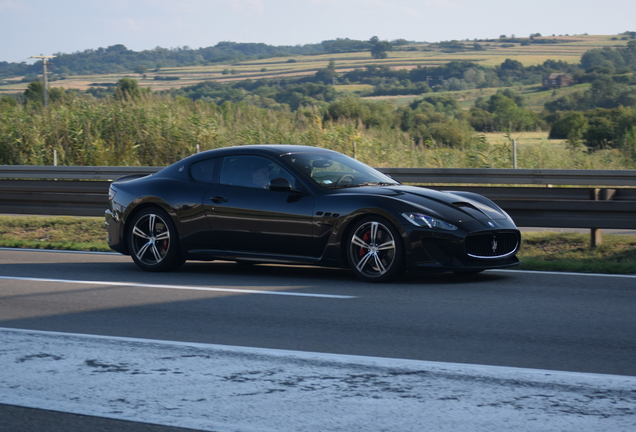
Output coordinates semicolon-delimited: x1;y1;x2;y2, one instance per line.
405;227;521;272
105;209;127;255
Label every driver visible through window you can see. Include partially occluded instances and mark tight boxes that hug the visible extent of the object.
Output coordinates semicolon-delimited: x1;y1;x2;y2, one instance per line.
220;155;296;189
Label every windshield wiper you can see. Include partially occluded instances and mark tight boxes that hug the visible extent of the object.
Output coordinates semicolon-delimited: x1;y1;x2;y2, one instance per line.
357;181;397;186
328;181;397;189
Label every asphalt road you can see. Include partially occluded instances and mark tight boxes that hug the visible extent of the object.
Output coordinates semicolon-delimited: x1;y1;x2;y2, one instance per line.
1;249;635;377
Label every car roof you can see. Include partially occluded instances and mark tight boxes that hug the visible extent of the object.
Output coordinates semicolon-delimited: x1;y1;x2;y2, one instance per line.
206;144;333;156
186;144;336;163
157;145;337;178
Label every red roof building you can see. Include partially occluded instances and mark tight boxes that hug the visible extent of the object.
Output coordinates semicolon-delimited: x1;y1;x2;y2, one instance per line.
542;73;573;88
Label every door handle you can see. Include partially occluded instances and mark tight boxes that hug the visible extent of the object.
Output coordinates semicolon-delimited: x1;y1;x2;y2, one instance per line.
210;196;228;203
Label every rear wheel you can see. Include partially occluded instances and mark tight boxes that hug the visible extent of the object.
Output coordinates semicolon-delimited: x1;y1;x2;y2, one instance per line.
128;208;184;272
346;216;404;282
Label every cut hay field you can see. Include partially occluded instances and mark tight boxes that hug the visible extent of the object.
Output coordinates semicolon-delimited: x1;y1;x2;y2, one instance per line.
0;34;628;95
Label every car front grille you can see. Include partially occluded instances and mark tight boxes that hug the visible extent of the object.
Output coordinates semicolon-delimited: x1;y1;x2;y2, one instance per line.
465;232;519;259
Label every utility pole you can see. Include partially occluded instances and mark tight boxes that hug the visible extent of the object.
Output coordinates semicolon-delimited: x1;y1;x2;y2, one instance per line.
29;55;56;107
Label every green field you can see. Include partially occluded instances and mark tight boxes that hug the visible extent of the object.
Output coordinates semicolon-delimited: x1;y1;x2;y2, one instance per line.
0;34;628;95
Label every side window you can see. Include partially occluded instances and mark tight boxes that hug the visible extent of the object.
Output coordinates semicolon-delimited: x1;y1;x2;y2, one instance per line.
220;155;296;189
190;158;219;183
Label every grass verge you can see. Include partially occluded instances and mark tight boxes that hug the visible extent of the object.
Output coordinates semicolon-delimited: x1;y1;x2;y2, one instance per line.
0;215;635;275
0;215;110;252
518;231;636;274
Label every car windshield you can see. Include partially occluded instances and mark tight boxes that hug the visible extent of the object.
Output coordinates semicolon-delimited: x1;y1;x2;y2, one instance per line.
282;152;399;189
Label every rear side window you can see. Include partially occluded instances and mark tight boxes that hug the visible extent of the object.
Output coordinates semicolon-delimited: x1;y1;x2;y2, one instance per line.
220;155;296;189
190;158;219;183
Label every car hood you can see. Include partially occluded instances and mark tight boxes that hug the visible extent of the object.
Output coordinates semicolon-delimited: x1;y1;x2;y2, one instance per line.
339;185;508;223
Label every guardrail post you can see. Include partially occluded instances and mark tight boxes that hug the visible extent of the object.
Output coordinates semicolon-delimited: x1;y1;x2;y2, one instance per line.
589;188;616;248
590;228;602;249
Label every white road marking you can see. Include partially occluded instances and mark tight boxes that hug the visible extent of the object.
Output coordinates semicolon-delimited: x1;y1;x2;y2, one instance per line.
2;247;636;280
0;247;120;255
1;327;635;432
0;275;356;299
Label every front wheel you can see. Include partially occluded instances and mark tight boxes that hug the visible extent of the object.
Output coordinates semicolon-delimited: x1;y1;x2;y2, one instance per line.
128;207;184;272
346;216;404;282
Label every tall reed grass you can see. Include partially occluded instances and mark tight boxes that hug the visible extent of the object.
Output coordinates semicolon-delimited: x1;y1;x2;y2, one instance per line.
1;94;634;169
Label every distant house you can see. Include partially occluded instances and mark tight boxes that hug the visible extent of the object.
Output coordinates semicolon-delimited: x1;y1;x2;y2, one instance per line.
542;73;573;88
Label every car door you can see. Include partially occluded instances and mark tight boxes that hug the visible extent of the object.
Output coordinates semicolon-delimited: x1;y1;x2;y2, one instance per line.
203;155;315;258
176;157;223;252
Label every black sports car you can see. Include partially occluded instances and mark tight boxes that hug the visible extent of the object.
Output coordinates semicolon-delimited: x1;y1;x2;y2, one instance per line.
105;145;520;282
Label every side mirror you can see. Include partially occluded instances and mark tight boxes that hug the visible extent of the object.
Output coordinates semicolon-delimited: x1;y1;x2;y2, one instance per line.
269;177;293;192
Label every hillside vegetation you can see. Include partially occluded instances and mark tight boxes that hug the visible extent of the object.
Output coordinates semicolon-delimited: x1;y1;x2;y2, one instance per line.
0;34;630;93
1;33;636;169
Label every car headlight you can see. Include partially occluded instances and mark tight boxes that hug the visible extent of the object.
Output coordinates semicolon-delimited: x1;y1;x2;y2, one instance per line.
401;212;458;230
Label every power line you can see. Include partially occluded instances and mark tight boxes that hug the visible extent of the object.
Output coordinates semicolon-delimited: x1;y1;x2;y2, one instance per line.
29;55;56;106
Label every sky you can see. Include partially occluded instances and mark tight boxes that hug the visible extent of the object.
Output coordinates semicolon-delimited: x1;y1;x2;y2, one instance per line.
1;0;635;64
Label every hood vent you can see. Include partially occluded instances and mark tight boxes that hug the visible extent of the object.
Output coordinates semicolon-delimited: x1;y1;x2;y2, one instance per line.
453;201;480;211
452;201;490;220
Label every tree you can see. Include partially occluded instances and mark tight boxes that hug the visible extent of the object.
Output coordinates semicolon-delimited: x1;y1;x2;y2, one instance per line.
585;113;615;150
314;60;338;84
134;65;148;75
106;44;129;54
48;87;67;104
115;77;141;100
589;76;620;108
24;81;44;105
500;59;524;71
369;37;393;59
482;91;539;131
549;112;589;148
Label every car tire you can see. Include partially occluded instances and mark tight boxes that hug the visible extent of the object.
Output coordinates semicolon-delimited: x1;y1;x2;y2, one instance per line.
128;207;184;272
346;216;405;282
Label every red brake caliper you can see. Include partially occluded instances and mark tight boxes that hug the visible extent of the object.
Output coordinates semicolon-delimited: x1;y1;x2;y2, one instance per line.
156;225;168;254
359;230;371;258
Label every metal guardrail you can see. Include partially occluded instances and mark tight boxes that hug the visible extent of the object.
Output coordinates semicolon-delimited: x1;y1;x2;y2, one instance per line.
3;165;636;186
379;167;636;187
0;167;635;234
0;165;159;181
0;180;109;217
